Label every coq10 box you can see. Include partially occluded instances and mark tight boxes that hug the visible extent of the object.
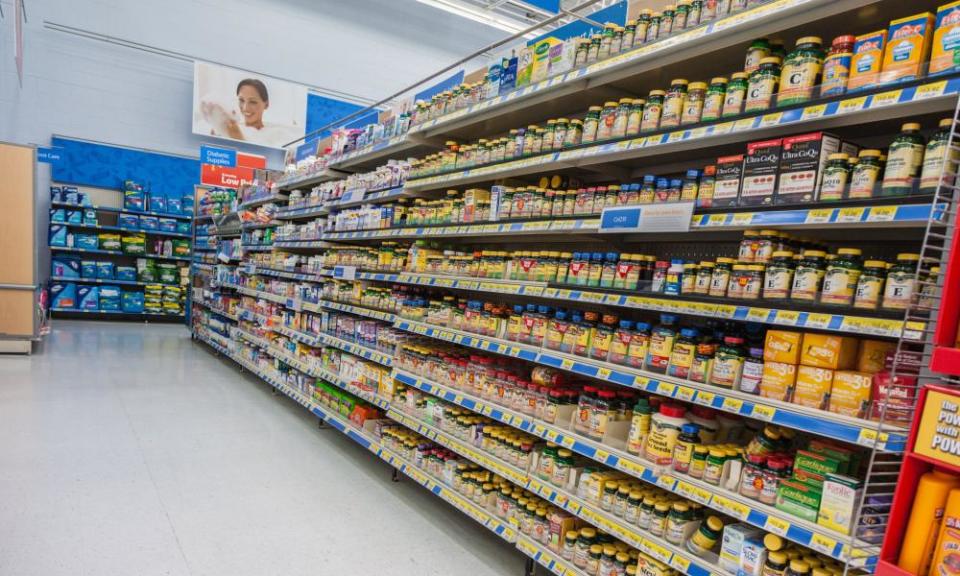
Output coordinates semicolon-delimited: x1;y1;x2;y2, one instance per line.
776;132;858;204
740;138;782;207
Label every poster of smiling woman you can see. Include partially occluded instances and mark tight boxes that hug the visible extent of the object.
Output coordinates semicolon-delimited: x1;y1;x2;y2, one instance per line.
192;62;307;149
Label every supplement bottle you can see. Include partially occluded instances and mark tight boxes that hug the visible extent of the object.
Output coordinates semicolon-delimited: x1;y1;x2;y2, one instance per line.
882;123;926;196
849;149;883;198
883;253;921;310
821;35;855;97
626;397;653;455
791;249;827;301
820;247;863;306
702;77;727;122
819;153;851;201
667;327;699;379
661;79;690;129
853;260;888;310
920;119;957;194
722;72;749;117
644;403;688;468
745;57;781;112
646;314;679;373
778;37;824;106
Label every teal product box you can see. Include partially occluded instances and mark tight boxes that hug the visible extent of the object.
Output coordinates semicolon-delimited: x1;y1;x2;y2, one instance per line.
99;285;121;311
158;218;176;232
81;260;98;278
124;189;145;211
51;256;81;279
119;214;140;229
96;261;115;279
50;208;66;223
67;210;83;224
140;216;159;230
76;233;98;250
49;225;68;247
167;197;182;213
78;285;100;310
121;291;145;313
64;186;80;204
83;209;98;226
149;194;166;213
51;282;77;309
182;194;194;215
176;221;191;235
116;266;137;282
50;186;63;202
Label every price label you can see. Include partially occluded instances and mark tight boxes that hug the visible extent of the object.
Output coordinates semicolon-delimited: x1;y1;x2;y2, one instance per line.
705;214;728;227
764;515;791;535
670;557;692;574
804;313;832;329
722;397;744;412
868;206;897;222
731;212;754;227
810;533;839;556
751;404;776;421
805;208;833;224
759;112;783;127
872;89;903;108
597;367;612;380
838;96;868;114
733;118;757;132
561;358;574;370
857;427;879;446
837;207;865;222
618;458;647;477
914;80;948;100
595;449;611;463
712;495;749;519
775;310;800;326
712;122;734;135
800;104;827;120
676;386;695;402
643;541;672;562
696;391;716;406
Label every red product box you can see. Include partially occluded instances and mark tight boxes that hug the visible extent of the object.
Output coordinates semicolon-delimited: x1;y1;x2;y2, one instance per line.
713;154;744;207
740;138;782;206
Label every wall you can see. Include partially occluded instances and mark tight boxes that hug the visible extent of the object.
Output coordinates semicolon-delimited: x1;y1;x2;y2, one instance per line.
0;0;503;162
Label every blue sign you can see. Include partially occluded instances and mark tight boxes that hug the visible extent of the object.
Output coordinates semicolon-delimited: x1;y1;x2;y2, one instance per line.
201;145;236;167
600;206;641;230
414;71;466;103
295;141;317;162
37;147;63;163
523;0;560;13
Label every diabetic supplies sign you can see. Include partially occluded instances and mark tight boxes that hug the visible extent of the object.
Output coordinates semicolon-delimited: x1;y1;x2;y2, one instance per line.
914;388;960;467
599;202;695;233
200;148;266;189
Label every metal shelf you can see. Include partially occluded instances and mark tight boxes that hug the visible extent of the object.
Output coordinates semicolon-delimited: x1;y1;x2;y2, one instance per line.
51;221;192;238
52;307;183;317
274;205;329;220
50;246;192;262
51;201;192;221
275;168;348;191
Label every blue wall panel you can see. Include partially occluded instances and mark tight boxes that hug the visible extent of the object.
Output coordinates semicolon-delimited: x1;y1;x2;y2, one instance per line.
50;137;199;198
305;93;379;142
414;71;465;103
527;2;627;45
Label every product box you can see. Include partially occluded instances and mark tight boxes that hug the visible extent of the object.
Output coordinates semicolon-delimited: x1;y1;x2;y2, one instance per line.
50;282;77;309
63;186;81;204
793;467;826;490
99;233;121;251
880;12;935;84
870;371;918;422
76;234;99;250
800;333;859;369
77;285;100;310
49;225;68;247
796;449;845;476
67;210;83;224
776;132;843;205
148;193;167;213
531;38;560;83
83;209;98;226
140;216;159;230
50;208;66;223
775;479;822;522
124;188;145;211
158;263;179;284
827;371;873;418
158;218;176;233
740;139;782;206
138;260;158;282
99;285;121;311
463;188;491;223
849;30;887;90
857;339;896;372
116;266;137;282
50;186;63;202
931;1;960;75
739;537;768;576
515;46;535;88
720;524;763;573
118;214;140;230
713;154;744;207
172;239;190;256
121;290;145;313
793;366;834;409
761;362;798;401
808;438;859;474
182;194;194;215
167;197;183;214
818;474;863;535
96;261;115;279
548;41;575;76
122;233;146;255
764;330;803;364
176;221;191;235
81;260;98;279
636;556;673;576
51;256;81;279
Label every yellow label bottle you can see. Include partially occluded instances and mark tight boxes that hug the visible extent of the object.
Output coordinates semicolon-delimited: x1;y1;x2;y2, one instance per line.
900;471;960;576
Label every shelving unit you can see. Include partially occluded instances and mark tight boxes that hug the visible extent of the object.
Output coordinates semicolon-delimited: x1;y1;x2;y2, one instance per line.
190;0;960;573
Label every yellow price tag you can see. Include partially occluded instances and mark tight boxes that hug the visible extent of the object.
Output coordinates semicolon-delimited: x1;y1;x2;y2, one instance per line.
838;96;867;114
805;208;833;224
765;516;791;535
560;358;574;371
776;310;800;325
595;449;611;463
868;205;897;222
804;313;832;329
914;80;948;100
759;112;783;127
712;495;749;519
722;397;744;412
751;404;776;421
733;118;757;132
707;214;728;226
857;427;879;446
618;458;647;477
801;104;826;120
731;212;754;227
597;367;612;380
643;541;672;562
837;207;865;223
696;391;716;406
658;382;677;397
810;533;839;555
871;89;903;108
671;557;692;573
561;435;575;448
676;386;695;402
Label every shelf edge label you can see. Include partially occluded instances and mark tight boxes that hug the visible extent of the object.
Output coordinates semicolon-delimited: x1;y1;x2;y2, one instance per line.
599;203;694;233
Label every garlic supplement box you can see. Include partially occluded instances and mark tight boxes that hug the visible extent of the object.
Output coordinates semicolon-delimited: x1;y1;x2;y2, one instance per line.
849;30;887;90
828;370;873;418
764;330;803;364
793;366;834;410
931;1;960;75
818;474;863;535
880;12;935;84
800;333;859;370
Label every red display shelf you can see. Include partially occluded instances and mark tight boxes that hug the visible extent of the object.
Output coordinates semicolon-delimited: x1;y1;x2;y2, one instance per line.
878;385;960;576
931;225;960;376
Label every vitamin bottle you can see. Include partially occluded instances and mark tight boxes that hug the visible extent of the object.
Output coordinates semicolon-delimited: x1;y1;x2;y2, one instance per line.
681;82;708;125
819;153;851;201
626;397;652;455
791;249;826;301
722;72;749;117
821;35;855;97
667;327;699;378
609;320;634;365
920;118;957;194
709;257;736;297
854;260;888;310
745;38;772;73
882;123;926;196
666;502;696;545
661;79;689;129
778;37;824;106
686;516;723;555
848;149;883;198
672;423;702;474
820;247;863;306
711;335;745;388
763;251;795;299
883;253;921;310
626;98;645;135
627;321;651;369
645;403;688;468
745;57;781;112
646;314;679;373
689;342;716;384
583;106;602;143
702;77;727;121
740;346;764;395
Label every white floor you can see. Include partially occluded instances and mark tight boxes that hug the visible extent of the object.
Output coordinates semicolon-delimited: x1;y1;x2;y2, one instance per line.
0;320;524;576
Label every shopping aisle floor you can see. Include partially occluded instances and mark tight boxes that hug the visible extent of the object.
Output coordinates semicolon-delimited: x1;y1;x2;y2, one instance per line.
0;321;523;576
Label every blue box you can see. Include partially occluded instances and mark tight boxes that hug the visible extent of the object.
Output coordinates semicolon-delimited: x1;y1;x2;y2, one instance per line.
81;260;97;278
182;194;194;215
64;186;80;204
167;197;183;214
51;256;81;279
96;261;115;279
50;208;66;223
149;194;166;213
49;225;68;247
51;282;77;309
75;234;98;250
67;210;83;224
158;218;176;232
176;221;191;235
50;186;63;202
99;285;121;311
140;216;158;230
116;266;137;282
121;291;145;313
118;214;140;230
124;189;145;211
78;285;100;310
83;209;98;226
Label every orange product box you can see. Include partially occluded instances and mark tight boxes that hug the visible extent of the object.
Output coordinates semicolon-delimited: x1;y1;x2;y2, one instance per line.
764;330;803;364
794;366;834;410
856;340;896;373
800;333;859;370
931;1;960;75
880;12;935;84
761;362;798;401
828;371;873;418
849;30;887;91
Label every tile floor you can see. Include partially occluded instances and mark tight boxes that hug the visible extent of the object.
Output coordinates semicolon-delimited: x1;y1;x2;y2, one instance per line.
0;320;523;576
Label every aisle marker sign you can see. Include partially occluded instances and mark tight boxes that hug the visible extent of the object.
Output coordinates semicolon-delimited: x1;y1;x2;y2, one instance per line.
599;202;694;233
201;145;237;167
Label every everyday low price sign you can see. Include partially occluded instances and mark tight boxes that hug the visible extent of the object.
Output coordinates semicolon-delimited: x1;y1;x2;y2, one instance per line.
599;202;695;233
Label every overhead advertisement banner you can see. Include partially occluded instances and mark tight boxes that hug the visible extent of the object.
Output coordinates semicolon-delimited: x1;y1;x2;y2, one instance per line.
192;62;308;150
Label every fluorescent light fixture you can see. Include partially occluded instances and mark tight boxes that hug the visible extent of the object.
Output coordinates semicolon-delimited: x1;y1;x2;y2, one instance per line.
416;0;541;38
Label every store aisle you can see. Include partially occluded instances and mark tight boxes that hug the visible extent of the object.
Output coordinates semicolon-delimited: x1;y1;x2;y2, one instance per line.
0;321;522;576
